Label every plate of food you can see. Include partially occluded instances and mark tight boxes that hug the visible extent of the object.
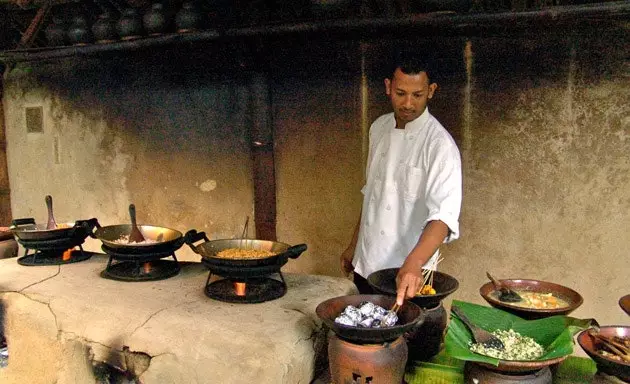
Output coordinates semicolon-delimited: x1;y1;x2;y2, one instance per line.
577;325;630;381
479;278;583;320
445;300;594;373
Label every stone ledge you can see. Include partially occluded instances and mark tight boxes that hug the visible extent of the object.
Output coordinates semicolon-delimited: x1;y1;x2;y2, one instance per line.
0;255;356;384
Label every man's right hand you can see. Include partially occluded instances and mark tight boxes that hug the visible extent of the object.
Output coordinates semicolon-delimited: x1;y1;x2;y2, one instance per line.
340;247;355;277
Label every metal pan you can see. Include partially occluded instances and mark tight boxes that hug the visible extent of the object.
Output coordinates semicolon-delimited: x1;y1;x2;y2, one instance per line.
10;218;98;242
94;224;184;254
316;294;425;344
184;229;307;267
367;268;459;309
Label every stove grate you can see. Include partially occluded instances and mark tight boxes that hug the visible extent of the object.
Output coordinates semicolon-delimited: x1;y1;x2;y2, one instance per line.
204;273;287;303
100;259;180;282
17;248;93;266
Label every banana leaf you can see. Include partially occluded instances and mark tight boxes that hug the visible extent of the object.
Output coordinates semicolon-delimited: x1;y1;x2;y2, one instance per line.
444;300;595;367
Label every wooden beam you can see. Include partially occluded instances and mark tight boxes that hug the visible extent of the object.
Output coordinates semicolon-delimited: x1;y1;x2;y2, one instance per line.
17;4;49;49
0;77;13;225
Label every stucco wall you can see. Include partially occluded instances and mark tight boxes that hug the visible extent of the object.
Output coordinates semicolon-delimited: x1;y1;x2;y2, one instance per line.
2;28;629;329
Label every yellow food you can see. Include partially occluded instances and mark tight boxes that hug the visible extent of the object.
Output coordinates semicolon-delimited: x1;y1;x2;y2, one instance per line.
416;284;437;296
508;291;569;310
216;248;277;259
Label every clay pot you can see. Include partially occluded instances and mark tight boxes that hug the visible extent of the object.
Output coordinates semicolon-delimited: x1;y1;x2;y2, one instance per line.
175;2;203;32
44;17;66;46
143;3;169;35
117;8;144;40
406;301;447;362
66;16;93;45
92;12;118;43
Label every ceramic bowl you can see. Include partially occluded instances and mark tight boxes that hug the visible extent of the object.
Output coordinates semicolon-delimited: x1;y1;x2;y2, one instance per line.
577;326;630;382
619;294;630;316
479;278;583;320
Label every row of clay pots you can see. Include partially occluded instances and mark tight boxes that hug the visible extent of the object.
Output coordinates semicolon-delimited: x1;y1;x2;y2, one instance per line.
44;2;203;46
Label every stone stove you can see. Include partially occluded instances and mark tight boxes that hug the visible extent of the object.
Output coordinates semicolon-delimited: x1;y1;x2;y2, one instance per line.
0;254;356;384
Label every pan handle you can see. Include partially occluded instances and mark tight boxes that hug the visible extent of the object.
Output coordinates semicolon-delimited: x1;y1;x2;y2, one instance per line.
11;218;36;227
184;229;209;249
75;218;101;237
285;244;307;259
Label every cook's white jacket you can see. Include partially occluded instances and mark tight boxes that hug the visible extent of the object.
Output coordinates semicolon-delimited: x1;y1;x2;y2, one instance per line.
353;108;462;278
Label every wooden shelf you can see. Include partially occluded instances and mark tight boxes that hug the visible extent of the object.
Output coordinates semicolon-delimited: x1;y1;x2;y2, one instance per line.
1;1;628;64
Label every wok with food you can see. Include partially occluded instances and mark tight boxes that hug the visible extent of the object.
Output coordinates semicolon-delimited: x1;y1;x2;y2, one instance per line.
10;217;99;243
479;278;583;319
94;224;184;254
184;229;307;268
577;325;630;381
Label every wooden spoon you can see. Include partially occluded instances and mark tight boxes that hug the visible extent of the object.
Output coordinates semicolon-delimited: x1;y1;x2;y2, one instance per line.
127;204;145;243
45;195;57;230
452;306;505;350
486;272;523;303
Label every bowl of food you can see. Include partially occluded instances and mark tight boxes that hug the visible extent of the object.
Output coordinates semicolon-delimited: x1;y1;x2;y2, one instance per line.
315;294;424;344
577;326;630;381
445;300;591;374
479;278;583;320
367;268;459;309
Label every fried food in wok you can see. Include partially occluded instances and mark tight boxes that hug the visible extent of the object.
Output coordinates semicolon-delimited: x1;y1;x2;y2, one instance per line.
216;248;277;259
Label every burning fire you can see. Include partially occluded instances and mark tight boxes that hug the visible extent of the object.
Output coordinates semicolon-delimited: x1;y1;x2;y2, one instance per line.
143;262;151;274
234;282;246;296
62;249;72;261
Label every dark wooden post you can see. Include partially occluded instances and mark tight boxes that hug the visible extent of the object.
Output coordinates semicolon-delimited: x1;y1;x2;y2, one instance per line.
0;68;13;225
249;67;277;241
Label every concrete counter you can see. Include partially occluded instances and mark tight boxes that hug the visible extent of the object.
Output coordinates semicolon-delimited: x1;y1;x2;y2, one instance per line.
0;254;356;384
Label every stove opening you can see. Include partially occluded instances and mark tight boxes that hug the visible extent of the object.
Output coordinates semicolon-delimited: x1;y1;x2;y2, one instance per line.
143;262;151;274
234;282;246;296
62;248;73;261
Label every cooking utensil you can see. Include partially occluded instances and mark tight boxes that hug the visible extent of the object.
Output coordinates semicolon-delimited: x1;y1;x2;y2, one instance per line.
620;294;630;316
127;204;145;243
486;272;522;303
10;217;99;243
479;278;583;320
45;195;57;230
578;325;630;382
451;306;505;350
367;268;459;309
316;294;425;344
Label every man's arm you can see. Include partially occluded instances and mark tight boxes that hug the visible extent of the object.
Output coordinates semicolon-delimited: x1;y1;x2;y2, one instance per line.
395;220;449;305
340;210;362;277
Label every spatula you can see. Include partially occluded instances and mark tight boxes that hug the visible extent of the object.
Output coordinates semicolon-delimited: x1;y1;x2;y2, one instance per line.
127;204;145;243
45;195;57;230
486;272;523;303
451;306;505;350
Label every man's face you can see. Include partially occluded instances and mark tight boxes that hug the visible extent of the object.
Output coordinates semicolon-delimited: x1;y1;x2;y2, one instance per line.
385;68;437;127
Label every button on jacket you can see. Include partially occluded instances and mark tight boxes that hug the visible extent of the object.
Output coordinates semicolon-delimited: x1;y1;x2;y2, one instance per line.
353;108;462;278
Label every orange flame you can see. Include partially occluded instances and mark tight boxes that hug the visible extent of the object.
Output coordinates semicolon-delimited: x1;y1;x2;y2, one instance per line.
62;249;72;261
234;282;246;296
143;262;151;274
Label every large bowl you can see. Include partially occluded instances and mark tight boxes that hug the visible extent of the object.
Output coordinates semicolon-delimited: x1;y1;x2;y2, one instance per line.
479;279;583;320
619;295;630;316
367;268;459;309
577;326;630;381
316;294;425;344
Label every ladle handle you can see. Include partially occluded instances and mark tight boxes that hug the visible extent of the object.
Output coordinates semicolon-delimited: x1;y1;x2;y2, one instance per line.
486;272;503;289
45;195;57;230
129;204;138;227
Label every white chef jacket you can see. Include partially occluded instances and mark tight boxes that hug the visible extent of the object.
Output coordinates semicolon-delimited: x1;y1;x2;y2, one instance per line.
353;108;462;278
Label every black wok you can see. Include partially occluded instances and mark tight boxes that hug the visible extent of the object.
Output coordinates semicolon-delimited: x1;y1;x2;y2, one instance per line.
184;229;307;268
10;218;98;242
94;224;184;254
316;294;425;344
367;268;459;309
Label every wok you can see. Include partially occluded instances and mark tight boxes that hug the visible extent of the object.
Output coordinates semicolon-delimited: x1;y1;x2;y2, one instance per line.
94;224;184;254
367;268;459;309
316;294;425;344
10;218;99;242
184;229;307;267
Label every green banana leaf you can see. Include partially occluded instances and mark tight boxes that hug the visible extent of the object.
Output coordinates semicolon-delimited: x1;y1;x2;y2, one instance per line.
444;300;595;367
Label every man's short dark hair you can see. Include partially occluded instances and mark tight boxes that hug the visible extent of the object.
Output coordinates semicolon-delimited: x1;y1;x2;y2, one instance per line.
391;50;434;83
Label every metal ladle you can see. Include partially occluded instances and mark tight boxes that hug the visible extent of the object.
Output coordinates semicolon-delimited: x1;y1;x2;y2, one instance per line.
486;272;523;303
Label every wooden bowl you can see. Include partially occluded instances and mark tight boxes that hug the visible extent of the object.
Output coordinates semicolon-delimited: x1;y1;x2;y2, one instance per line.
479;279;583;320
577;326;630;382
619;295;630;316
476;355;568;374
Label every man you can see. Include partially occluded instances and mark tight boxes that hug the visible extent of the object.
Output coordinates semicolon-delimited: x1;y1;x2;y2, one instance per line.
341;51;462;306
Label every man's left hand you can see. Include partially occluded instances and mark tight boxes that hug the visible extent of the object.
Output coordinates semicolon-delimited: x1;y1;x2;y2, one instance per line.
395;259;424;306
